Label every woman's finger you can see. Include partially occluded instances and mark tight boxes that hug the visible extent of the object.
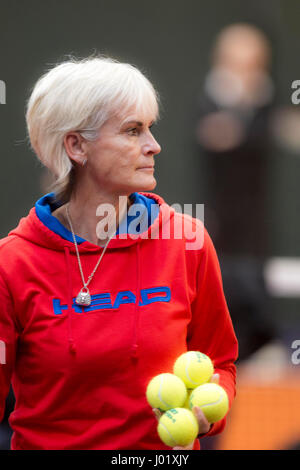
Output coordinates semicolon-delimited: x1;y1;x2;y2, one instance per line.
152;408;162;421
173;440;195;450
192;406;211;434
209;373;220;384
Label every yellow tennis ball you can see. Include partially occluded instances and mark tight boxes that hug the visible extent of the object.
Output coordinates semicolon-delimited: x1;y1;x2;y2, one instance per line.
146;373;187;411
188;383;229;423
157;408;199;447
173;351;214;389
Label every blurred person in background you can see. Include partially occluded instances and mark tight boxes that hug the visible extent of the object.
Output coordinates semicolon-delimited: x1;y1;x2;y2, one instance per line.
194;23;300;451
194;22;279;451
195;23;277;364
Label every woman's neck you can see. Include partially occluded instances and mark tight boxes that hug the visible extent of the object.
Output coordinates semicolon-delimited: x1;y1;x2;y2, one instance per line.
53;189;131;247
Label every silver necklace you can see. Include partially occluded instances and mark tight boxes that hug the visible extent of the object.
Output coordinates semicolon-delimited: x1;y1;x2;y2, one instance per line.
65;204;115;306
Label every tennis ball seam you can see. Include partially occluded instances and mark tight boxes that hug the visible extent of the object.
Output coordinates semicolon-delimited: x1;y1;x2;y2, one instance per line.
158;376;172;409
158;422;177;447
185;354;199;386
191;391;226;409
184;410;199;436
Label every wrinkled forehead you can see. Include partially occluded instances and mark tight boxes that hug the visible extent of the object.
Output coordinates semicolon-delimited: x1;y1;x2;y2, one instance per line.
119;106;158;128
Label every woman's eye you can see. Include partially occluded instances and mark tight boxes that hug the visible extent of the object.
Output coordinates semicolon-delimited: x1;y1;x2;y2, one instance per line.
127;128;138;135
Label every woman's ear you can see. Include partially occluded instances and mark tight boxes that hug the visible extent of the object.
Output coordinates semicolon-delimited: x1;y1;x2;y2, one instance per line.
63;132;88;166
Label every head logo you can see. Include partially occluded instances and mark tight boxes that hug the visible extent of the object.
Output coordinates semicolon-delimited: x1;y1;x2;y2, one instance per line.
53;286;171;315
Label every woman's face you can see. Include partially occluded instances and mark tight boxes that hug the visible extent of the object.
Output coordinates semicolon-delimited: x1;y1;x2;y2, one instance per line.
83;106;161;196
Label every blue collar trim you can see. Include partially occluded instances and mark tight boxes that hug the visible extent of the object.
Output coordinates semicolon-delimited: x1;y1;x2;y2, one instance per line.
35;192;159;244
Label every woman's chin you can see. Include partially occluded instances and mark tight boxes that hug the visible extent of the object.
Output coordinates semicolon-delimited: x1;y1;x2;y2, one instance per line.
133;176;157;192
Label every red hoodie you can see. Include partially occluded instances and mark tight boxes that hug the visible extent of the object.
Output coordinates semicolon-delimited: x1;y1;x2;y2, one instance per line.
0;192;238;450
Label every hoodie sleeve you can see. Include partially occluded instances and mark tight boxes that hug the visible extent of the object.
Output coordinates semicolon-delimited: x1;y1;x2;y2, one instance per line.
187;227;238;437
0;271;18;423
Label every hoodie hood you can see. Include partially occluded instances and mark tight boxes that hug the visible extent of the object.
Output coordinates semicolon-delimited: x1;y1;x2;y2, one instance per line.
8;192;174;253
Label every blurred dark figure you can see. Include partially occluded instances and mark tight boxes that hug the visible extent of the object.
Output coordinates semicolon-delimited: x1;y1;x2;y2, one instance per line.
195;24;278;451
195;23;277;364
196;23;273;256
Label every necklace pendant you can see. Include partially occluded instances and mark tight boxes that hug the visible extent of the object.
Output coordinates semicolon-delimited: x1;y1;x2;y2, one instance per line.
75;287;91;306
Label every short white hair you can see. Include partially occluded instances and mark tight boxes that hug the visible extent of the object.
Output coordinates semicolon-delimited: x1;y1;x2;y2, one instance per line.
26;55;160;202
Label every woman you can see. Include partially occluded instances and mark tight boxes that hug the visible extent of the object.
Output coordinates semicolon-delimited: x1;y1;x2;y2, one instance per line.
0;56;238;450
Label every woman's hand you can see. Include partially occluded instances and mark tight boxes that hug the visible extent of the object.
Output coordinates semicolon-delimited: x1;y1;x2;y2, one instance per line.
153;373;220;451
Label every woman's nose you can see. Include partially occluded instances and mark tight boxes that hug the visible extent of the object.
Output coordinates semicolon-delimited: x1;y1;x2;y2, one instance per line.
143;135;161;156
